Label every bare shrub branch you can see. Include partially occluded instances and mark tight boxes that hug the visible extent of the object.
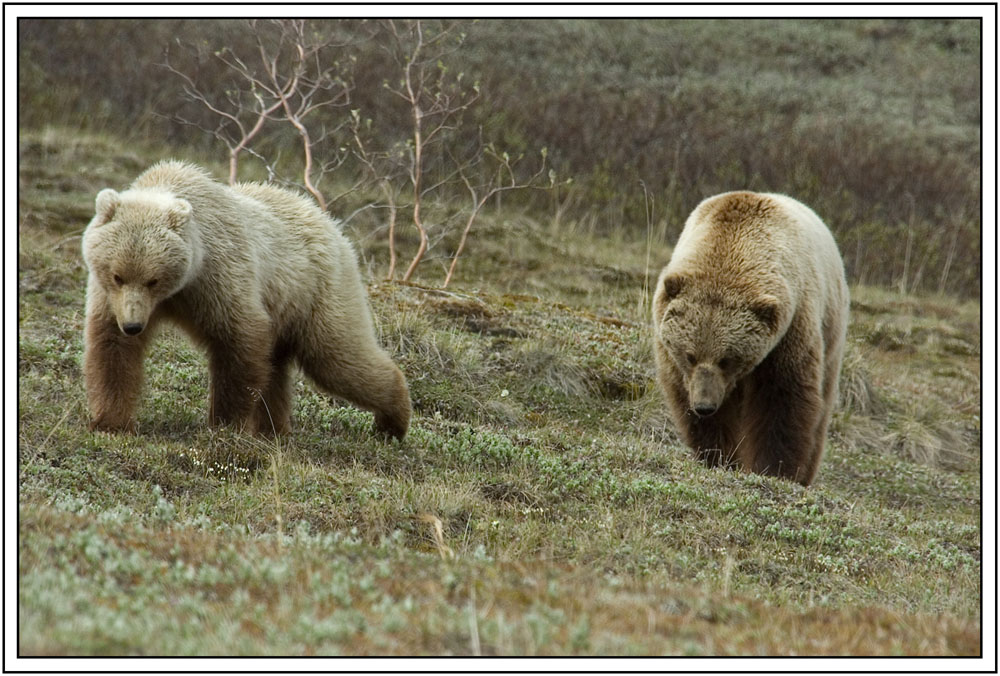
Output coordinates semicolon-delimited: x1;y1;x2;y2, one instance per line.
378;20;481;283
162;20;358;210
350;109;410;280
443;143;556;288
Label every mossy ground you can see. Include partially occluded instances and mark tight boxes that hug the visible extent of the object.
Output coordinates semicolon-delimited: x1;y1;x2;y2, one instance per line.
16;129;981;657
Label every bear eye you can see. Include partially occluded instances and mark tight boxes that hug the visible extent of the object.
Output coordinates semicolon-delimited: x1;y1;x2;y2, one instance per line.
113;274;124;287
685;352;697;366
718;357;732;370
146;279;158;288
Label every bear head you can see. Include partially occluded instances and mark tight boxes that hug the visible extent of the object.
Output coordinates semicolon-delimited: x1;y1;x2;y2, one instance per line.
655;273;783;417
82;188;195;336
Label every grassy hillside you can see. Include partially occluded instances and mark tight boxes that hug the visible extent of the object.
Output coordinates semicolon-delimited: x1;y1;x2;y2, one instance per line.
16;129;981;657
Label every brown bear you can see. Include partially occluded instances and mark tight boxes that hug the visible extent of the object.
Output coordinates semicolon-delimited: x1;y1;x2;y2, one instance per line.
652;191;849;486
81;161;411;439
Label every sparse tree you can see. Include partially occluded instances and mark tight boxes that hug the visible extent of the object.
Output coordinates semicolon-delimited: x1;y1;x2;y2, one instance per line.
360;19;557;285
350;109;410;280
164;20;357;209
164;38;284;185
166;18;558;286
443;143;555;288
378;19;480;282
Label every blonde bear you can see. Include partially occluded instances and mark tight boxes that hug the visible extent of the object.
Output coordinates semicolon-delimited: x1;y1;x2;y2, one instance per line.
82;161;411;439
652;191;849;486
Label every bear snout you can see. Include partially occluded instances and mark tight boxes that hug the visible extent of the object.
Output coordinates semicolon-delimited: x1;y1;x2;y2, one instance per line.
113;289;152;337
688;364;726;417
691;403;718;417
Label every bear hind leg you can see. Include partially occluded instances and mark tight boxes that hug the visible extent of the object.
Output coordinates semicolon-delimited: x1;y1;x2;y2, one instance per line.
299;339;411;440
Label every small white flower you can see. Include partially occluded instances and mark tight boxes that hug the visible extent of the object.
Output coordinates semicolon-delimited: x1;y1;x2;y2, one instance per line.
500;389;509;398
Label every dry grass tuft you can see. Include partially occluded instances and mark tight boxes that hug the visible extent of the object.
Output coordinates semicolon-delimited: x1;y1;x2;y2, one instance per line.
418;513;456;561
838;346;887;417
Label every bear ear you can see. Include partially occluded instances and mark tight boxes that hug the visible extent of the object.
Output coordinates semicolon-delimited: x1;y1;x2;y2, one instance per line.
93;189;120;225
166;198;192;231
662;274;687;301
751;294;781;331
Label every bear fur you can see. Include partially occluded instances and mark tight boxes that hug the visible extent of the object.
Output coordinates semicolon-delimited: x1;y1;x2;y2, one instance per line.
81;161;411;439
652;191;849;486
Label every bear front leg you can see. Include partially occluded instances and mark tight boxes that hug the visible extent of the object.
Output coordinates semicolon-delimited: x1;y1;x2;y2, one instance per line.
662;372;740;468
206;327;272;433
683;401;743;469
742;357;825;486
84;313;151;432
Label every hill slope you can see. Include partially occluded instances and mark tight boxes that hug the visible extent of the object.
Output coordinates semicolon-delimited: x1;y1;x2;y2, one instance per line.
16;129;981;656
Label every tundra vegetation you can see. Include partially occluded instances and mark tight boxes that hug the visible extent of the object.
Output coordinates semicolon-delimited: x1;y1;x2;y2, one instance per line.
17;18;982;656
